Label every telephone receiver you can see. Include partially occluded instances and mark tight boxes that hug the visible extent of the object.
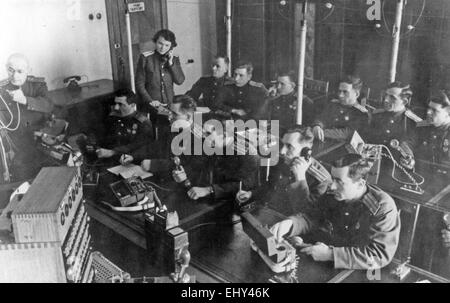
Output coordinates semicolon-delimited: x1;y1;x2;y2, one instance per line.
288;147;312;181
161;47;174;62
63;75;82;93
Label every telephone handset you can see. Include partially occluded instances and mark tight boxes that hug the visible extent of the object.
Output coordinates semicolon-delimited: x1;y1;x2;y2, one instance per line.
63;75;82;93
300;147;312;162
161;47;174;64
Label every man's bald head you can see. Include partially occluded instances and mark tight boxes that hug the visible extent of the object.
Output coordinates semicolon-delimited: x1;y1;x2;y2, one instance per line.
6;53;30;87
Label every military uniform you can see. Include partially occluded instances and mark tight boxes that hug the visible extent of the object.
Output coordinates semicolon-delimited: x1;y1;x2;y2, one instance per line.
101;111;153;158
313;100;369;139
214;81;268;120
288;184;400;270
416;123;450;165
261;92;316;134
186;76;234;108
253;158;331;216
365;109;421;158
0;76;54;182
135;51;185;112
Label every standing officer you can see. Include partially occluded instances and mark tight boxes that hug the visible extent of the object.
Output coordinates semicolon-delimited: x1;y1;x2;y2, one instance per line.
366;82;420;169
214;61;268;120
94;89;153;165
0;53;54;182
261;71;316;135
236;126;331;215
135;29;185;120
186;55;233;109
270;153;400;270
312;75;369;142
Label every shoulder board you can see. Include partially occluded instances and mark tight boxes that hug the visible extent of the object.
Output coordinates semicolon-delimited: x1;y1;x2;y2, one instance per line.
27;76;46;82
371;108;385;114
416;121;432;127
0;78;9;87
405;109;423;123
352;103;368;113
142;51;154;57
224;77;234;85
134;112;149;123
249;81;266;89
307;158;331;183
330;98;340;103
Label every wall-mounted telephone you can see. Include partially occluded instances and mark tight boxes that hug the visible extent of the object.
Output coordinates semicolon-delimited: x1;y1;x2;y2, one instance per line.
63;75;82;93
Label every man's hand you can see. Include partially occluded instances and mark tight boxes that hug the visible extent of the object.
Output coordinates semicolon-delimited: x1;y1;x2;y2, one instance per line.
291;157;311;182
312;126;324;142
268;86;277;97
96;148;116;159
7;89;27;105
141;159;151;172
150;100;163;108
119;154;134;165
172;166;187;183
442;229;450;248
300;242;334;262
235;190;253;204
270;219;294;243
187;187;212;200
231;109;247;117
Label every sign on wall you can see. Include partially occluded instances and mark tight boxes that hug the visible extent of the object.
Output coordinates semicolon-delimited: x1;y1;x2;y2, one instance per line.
128;2;145;13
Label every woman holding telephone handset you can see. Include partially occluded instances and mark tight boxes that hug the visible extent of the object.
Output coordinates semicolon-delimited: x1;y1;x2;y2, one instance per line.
135;29;185;127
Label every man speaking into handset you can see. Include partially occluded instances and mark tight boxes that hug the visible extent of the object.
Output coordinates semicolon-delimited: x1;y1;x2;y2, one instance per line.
236;126;331;215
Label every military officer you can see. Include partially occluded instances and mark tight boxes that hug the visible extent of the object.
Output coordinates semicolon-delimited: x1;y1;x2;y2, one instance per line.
135;29;185;120
0;53;54;182
186;55;234;109
270;153;400;270
214;61;268;120
415;90;450;165
94;89;153;164
366;82;420;169
236;126;331;215
312;75;369;142
261;71;316;135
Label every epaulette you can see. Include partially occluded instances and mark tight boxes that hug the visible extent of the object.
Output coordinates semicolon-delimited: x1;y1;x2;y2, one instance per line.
249;81;267;90
330;98;339;103
371;108;385;115
134;112;149;123
405;109;423;123
307;158;331;183
0;78;9;87
352;103;368;113
27;76;46;83
416;121;432;127
224;77;235;85
361;186;383;215
142;51;154;57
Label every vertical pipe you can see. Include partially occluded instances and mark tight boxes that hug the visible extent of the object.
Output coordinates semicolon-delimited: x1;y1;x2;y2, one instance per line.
389;0;404;83
296;0;308;125
226;0;232;77
125;8;136;92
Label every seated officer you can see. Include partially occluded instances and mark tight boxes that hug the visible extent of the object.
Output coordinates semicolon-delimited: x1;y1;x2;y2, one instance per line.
94;89;153;164
236;126;330;215
416;90;450;165
366;82;420;169
312;75;369;142
172;119;260;201
270;154;400;270
0;53;54;182
214;61;268;120
261;71;316;135
186;55;233;109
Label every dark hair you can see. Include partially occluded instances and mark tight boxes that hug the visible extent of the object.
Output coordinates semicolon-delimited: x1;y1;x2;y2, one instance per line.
340;75;363;93
285;126;314;144
277;70;297;84
215;55;230;66
173;95;197;113
429;90;450;108
152;29;177;48
386;81;413;105
333;154;372;182
234;60;253;75
114;89;136;105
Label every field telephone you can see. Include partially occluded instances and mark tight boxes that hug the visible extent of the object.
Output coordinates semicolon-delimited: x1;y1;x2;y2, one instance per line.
63;75;82;93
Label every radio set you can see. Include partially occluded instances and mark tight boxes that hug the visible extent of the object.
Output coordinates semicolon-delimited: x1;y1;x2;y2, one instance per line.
0;167;94;283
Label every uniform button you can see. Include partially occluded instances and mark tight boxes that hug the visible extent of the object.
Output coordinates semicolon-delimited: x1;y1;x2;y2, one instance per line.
345;226;349;230
340;110;344;114
335;118;339;121
161;73;165;77
386;130;391;134
344;116;349;121
121;124;124;127
239;91;243;95
345;212;349;216
214;83;217;86
390;120;394;124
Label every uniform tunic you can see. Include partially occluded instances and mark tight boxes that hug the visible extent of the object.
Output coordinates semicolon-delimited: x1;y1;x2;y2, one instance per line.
416;123;450;165
288;184;400;270
186;76;234;109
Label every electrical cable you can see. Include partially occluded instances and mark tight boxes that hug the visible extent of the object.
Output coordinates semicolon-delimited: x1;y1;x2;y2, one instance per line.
186;218;242;232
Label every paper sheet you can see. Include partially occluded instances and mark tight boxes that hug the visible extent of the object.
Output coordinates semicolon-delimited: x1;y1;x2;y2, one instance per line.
107;164;153;179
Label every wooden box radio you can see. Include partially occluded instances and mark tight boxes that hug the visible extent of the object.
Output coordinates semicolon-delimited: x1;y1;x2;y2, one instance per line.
0;167;94;283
